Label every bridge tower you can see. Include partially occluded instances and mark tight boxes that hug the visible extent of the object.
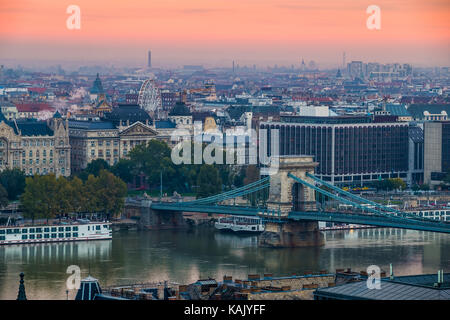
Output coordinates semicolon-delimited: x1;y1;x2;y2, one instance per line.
259;156;324;247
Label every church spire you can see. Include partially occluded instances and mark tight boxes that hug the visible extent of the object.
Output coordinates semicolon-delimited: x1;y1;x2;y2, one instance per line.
17;272;27;300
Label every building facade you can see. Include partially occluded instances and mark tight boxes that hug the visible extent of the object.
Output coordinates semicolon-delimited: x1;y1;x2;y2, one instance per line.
261;116;409;185
0;114;71;177
69;120;159;172
424;121;450;187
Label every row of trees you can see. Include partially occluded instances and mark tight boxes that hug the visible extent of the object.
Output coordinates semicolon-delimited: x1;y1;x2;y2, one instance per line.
0;168;26;209
373;178;407;191
76;140;248;199
20;170;127;221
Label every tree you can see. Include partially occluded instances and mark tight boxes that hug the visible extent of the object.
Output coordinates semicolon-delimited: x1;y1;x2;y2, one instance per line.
20;176;48;222
0;184;9;208
78;159;110;181
95;170;127;218
243;165;260;185
389;178;406;190
111;159;134;183
196;165;222;198
375;178;406;191
70;177;85;213
0;168;26;200
83;174;101;213
55;176;73;216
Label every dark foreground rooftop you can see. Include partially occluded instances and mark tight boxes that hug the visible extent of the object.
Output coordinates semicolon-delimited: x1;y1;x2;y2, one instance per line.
314;273;450;300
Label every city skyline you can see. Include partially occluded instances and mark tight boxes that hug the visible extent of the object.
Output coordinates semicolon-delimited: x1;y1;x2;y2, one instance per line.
0;0;449;68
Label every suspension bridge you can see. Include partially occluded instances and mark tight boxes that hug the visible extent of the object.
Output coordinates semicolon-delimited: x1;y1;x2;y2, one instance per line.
149;156;450;247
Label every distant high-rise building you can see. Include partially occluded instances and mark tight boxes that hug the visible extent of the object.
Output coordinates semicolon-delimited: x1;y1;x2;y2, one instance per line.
147;50;152;68
347;61;363;79
342;52;346;68
300;58;306;71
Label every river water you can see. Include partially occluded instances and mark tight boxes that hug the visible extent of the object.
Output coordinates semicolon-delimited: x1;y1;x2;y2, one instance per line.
0;227;449;300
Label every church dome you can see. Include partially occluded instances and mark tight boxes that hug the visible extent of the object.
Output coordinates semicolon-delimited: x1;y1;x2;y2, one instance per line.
169;102;191;116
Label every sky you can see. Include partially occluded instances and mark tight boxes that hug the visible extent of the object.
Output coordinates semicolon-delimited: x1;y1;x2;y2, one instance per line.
0;0;449;68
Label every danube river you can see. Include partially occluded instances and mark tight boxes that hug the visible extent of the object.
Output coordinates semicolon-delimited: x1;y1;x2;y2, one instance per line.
0;227;449;300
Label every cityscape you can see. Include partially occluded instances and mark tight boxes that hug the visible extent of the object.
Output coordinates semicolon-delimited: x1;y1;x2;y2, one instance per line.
0;0;449;308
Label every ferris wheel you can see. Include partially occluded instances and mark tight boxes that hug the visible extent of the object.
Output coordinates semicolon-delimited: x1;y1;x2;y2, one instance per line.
137;78;161;113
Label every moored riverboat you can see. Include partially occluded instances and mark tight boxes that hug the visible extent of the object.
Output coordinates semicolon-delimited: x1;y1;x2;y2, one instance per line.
0;221;112;245
214;215;264;233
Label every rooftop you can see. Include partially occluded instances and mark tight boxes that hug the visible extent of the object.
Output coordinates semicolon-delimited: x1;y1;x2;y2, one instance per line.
314;273;450;300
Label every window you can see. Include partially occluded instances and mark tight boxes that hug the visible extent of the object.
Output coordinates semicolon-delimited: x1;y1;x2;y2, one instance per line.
96;225;101;230
65;227;71;231
73;233;78;237
58;233;64;238
66;233;71;238
51;233;57;238
22;235;28;240
44;228;50;232
29;228;35;233
22;229;27;233
0;230;5;235
73;226;78;231
51;227;57;232
58;227;64;232
0;236;5;240
44;234;50;239
29;234;35;239
37;234;42;239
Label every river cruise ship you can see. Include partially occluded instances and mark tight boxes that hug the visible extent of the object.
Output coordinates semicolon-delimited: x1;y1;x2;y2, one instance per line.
214;216;265;233
0;221;112;245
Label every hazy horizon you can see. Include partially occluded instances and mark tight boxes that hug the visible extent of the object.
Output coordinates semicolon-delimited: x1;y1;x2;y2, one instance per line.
1;0;449;69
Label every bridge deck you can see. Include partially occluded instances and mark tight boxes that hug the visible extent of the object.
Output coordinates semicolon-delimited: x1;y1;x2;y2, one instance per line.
150;202;450;234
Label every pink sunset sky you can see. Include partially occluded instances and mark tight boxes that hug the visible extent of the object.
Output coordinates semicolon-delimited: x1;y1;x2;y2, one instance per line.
0;0;449;68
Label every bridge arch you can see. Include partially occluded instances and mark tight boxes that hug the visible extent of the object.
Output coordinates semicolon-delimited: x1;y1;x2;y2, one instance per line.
266;155;318;216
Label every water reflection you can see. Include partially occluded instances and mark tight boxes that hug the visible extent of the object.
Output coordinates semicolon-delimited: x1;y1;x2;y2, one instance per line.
0;227;448;300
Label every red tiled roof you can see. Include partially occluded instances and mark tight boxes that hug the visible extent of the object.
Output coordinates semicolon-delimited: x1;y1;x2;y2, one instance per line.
15;103;53;113
27;88;47;94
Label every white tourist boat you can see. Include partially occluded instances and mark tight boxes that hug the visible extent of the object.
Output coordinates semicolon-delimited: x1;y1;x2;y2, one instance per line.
214;216;265;233
0;221;112;245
